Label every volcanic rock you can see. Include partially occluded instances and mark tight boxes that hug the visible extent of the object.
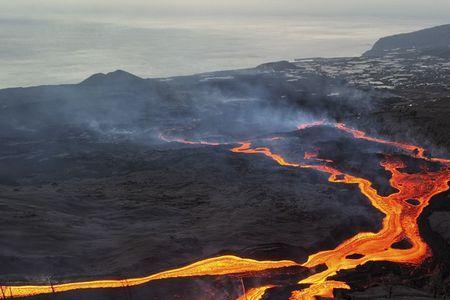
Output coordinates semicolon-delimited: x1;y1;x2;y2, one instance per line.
429;211;450;244
348;285;434;299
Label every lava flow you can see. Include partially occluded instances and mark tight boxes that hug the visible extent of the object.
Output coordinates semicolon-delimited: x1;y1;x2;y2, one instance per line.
1;122;449;300
235;285;278;300
0;256;297;298
229;123;450;299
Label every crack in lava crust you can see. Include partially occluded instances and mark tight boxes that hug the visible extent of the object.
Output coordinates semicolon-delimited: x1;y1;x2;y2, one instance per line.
1;122;450;300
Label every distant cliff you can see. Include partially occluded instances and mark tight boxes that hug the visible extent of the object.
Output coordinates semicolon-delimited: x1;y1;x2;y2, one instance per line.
364;24;450;57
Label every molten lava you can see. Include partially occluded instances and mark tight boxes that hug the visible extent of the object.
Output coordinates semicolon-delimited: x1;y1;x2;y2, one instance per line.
228;123;450;299
235;285;277;300
0;256;297;298
1;122;449;300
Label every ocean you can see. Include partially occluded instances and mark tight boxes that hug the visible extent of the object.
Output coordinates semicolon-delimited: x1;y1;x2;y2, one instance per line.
0;15;445;88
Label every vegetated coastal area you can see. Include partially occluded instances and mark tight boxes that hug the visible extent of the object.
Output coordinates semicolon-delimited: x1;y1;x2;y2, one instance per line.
0;24;450;299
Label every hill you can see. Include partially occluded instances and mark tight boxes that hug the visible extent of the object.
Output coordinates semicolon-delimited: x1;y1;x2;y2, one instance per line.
364;24;450;57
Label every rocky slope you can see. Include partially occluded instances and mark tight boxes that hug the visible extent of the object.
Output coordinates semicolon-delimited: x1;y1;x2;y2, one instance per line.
364;24;450;57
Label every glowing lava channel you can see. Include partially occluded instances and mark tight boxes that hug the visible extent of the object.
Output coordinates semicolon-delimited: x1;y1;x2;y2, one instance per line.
1;122;449;300
229;123;450;299
235;285;277;300
0;256;297;298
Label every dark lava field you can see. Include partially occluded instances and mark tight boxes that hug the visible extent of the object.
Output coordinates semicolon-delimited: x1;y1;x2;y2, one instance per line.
1;38;450;299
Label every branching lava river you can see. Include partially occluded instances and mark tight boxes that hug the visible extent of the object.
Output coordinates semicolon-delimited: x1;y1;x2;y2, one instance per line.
1;122;449;300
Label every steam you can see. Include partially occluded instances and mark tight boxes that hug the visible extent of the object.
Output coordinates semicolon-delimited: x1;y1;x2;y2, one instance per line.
0;65;379;143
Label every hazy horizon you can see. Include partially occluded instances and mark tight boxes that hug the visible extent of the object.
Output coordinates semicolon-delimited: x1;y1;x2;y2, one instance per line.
1;1;449;88
3;0;450;18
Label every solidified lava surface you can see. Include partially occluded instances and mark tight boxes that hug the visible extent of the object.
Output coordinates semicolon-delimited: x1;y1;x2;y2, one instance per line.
1;122;449;300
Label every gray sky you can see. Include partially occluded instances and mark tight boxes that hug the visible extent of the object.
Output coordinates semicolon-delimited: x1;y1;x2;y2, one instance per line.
2;0;450;18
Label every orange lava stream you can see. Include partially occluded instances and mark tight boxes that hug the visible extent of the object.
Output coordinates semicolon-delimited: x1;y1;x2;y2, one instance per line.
290;159;450;299
0;256;297;298
290;280;350;300
235;285;277;300
2;122;450;300
332;123;450;165
333;123;425;155
231;142;300;167
229;123;450;300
